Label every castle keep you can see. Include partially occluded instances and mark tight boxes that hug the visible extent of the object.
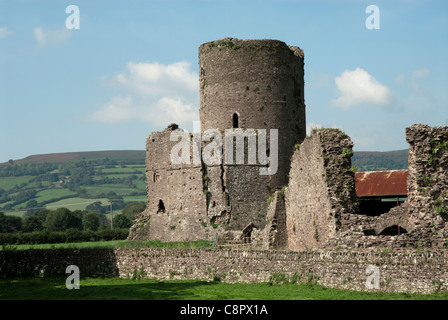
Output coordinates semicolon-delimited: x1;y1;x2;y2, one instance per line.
129;37;448;254
128;38;305;242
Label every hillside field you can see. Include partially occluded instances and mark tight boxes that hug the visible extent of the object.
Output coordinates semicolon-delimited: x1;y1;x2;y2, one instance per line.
0;151;146;219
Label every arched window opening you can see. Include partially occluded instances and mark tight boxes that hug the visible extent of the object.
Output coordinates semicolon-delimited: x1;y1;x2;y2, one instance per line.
378;225;408;236
157;200;166;213
232;113;239;128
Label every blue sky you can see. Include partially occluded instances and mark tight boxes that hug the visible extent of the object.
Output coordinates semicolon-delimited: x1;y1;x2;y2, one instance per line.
0;0;447;163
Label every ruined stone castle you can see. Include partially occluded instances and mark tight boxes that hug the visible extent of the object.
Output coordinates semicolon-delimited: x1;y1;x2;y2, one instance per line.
128;37;448;252
128;38;306;242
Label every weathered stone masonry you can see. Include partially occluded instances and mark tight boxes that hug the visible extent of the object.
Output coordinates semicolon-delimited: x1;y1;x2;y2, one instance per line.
129;38;306;243
262;124;448;253
2;247;448;294
284;129;358;251
323;124;448;251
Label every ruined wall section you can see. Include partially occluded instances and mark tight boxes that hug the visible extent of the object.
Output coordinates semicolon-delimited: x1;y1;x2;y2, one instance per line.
285;129;358;251
406;123;448;246
128;125;218;242
325;124;448;251
261;190;287;249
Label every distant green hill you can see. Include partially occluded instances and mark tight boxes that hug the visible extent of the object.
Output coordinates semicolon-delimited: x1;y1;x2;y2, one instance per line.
1;150;145;166
0;150;147;217
352;149;408;172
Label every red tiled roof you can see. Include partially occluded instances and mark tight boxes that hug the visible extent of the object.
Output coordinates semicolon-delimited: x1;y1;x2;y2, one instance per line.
355;170;408;197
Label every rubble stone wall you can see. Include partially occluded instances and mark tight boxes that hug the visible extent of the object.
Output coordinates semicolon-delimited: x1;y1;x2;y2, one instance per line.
406;124;448;237
2;247;448;294
323;124;448;251
128;126;214;242
285;129;358;251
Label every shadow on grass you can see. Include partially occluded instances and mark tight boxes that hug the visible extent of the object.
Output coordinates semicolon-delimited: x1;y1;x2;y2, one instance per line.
0;277;219;300
2;277;448;301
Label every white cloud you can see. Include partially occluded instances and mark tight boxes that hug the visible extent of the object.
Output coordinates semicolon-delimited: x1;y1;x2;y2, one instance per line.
33;26;71;47
0;27;12;39
89;61;199;128
110;61;198;97
332;68;393;109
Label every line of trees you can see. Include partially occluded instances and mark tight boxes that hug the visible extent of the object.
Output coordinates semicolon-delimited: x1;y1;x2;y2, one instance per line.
0;202;146;245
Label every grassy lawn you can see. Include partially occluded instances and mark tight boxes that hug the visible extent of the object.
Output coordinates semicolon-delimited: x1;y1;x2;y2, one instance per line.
1;277;447;300
2;239;214;250
1;240;447;301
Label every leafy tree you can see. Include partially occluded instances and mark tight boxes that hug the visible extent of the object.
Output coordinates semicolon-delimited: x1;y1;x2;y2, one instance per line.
86;201;107;214
22;215;44;232
31;209;50;222
43;208;81;232
0;212;22;233
26;199;38;209
112;214;131;229
82;212;100;231
13;189;36;205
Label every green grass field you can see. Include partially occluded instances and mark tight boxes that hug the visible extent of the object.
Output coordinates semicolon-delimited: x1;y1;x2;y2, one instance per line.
45;197;110;211
1;277;447;300
1;240;447;301
35;188;77;203
0;175;34;190
3;239;213;250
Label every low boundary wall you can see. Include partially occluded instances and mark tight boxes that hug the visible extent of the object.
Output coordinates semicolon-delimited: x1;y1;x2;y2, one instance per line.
1;248;447;294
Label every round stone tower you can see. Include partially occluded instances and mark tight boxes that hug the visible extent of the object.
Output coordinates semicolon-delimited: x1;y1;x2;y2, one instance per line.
199;37;306;188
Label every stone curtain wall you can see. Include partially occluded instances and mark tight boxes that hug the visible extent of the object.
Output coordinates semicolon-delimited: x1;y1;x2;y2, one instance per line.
1;247;448;294
128;125;214;242
405;124;448;247
0;248;120;278
285;129;358;251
